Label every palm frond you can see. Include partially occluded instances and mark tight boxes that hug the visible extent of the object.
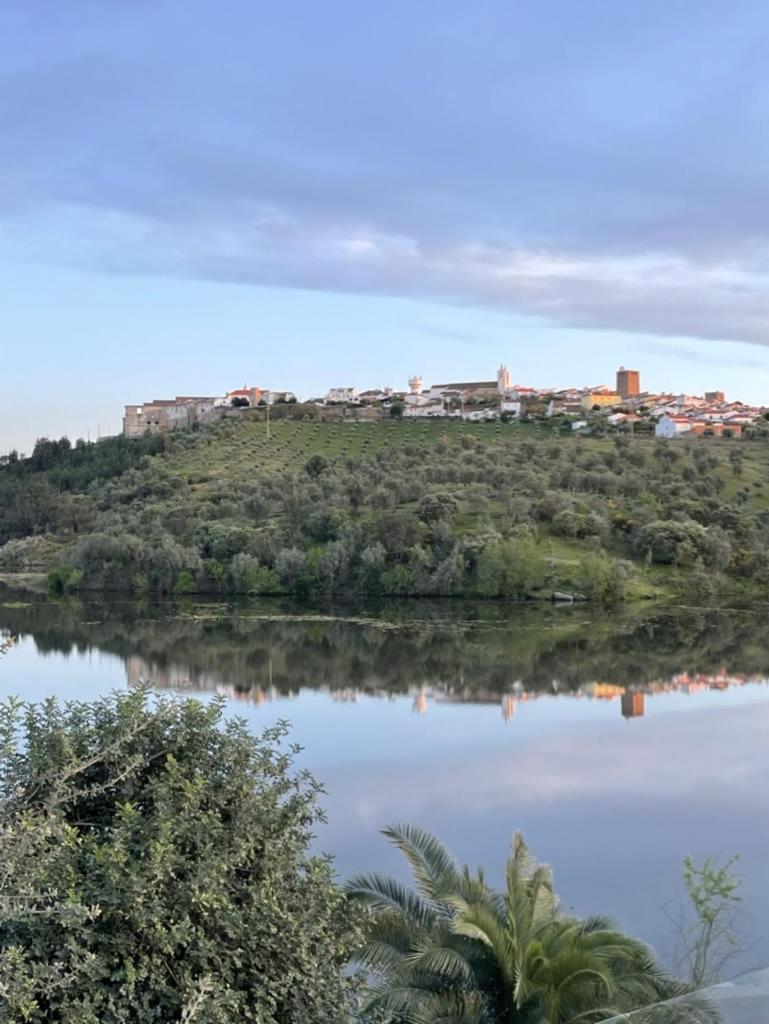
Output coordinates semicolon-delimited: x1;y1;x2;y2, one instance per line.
452;901;516;993
382;823;460;900
346;871;436;927
409;990;487;1024
355;938;411;978
405;944;476;985
365;985;485;1024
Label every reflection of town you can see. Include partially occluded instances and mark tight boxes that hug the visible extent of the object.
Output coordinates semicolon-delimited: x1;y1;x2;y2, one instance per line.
125;657;769;721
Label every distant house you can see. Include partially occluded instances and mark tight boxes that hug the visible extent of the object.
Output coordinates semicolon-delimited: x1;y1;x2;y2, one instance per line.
656;414;743;439
580;389;622;411
500;398;522;416
547;398;583;418
221;386;264;407
358;388;391;404
461;407;498;422
324;387;358;404
404;391;430;408
264;390;296;404
425;381;498;401
655;414;694;438
403;400;452;418
123;396;219;437
606;412;643;426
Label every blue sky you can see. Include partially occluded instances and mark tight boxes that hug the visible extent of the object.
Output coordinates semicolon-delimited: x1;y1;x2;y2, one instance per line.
3;0;769;452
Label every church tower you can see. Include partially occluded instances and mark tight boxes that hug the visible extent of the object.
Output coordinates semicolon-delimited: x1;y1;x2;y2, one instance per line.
497;364;511;394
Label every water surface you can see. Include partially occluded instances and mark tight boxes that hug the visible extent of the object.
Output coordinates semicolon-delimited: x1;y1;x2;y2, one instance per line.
2;593;769;975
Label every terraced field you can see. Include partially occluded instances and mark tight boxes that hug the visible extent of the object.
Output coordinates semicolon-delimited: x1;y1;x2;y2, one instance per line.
173;416;534;481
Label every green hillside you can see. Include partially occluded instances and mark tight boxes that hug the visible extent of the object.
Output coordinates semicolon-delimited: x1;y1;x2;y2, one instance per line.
2;412;769;602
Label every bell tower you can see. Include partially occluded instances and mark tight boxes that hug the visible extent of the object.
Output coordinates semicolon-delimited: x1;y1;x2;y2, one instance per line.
497;364;511;394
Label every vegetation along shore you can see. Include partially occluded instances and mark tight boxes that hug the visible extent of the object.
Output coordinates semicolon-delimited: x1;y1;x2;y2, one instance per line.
2;414;769;604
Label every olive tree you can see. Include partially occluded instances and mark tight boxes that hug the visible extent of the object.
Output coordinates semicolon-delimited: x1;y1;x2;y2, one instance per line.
0;691;362;1023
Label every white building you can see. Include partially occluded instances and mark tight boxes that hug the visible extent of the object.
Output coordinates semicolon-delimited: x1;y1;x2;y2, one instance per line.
404;401;455;418
500;398;521;416
655;414;694;438
324;387;358;404
404;391;430;408
462;407;498;421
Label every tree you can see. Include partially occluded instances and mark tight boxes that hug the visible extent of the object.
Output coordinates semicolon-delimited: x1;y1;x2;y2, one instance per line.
473;537;545;598
634;520;710;567
348;826;715;1024
728;448;743;476
0;691;361;1023
417;493;460;524
389;401;404;419
671;855;744;989
305;454;329;478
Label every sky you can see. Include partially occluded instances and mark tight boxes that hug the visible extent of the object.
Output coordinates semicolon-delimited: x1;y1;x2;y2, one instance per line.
3;0;769;452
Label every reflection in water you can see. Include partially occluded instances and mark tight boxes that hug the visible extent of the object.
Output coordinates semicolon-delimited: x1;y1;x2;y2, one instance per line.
4;593;769;976
125;649;769;722
4;597;769;727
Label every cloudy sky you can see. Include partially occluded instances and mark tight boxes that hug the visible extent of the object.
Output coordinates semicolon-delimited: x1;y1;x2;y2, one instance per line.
2;0;769;451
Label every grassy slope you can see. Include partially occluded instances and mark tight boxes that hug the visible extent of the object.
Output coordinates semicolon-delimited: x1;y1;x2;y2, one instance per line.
8;413;766;599
152;414;767;601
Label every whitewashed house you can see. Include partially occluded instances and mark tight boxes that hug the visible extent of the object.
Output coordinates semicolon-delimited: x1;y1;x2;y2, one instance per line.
655;414;694;438
500;398;522;417
324;387;358;404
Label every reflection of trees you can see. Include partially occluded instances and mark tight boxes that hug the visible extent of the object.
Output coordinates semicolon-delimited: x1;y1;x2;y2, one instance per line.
2;595;769;703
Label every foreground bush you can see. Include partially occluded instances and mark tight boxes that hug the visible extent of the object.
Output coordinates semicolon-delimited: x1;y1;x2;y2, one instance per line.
0;691;361;1023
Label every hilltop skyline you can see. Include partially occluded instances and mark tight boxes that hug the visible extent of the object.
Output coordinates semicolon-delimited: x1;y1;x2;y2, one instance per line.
4;1;769;451
4;340;769;454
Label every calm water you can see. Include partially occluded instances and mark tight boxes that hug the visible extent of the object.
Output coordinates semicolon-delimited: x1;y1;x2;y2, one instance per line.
2;592;769;976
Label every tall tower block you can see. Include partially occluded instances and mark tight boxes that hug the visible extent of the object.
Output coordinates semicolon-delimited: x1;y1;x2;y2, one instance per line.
616;366;640;400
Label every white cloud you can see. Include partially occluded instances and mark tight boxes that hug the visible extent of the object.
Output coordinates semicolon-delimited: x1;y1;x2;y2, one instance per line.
11;200;769;347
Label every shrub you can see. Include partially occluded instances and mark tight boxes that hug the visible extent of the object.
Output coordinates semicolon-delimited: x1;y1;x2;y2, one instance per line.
0;692;361;1023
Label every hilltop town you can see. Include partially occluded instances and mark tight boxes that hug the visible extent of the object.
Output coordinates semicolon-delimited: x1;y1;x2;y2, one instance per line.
123;365;766;440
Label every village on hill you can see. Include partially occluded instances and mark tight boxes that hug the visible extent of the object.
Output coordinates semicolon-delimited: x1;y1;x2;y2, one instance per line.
123;364;766;440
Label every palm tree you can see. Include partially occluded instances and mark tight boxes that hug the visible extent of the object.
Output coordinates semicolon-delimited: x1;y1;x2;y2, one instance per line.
347;826;719;1024
346;824;497;1022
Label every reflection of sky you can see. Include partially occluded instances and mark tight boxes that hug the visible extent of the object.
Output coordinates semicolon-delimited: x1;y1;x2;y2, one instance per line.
2;635;769;974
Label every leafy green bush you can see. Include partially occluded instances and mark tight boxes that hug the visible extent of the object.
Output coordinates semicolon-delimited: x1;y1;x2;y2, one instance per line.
0;692;361;1023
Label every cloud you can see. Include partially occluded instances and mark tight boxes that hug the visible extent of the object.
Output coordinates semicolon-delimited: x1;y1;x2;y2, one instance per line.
634;339;768;369
10;202;769;346
3;0;769;346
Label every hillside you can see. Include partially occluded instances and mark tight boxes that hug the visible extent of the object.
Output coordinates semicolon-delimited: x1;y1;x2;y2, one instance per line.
2;412;769;602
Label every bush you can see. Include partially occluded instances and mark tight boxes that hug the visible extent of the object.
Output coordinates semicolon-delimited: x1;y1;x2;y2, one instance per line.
172;569;197;595
635;519;710;567
46;565;83;595
0;692;361;1023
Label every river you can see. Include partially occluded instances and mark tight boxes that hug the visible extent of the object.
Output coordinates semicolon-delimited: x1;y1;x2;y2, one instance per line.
1;592;768;977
